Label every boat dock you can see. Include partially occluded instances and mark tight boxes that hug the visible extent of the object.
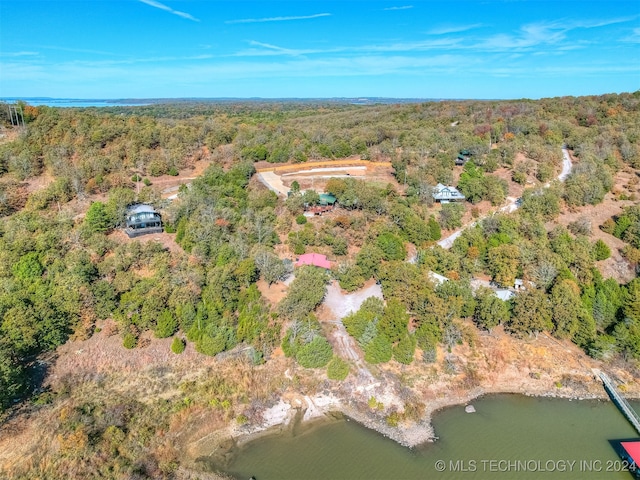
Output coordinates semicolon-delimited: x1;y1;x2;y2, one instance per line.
594;369;640;435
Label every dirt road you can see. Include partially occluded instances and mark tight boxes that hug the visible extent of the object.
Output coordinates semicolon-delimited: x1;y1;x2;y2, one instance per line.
323;281;383;384
437;147;573;249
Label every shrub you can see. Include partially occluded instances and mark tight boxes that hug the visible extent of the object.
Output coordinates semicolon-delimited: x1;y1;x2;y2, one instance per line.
568;216;592;236
422;347;437;363
131;174;142;182
196;332;228;357
123;333;137;349
143;178;152;187
593;239;611;261
327;356;349;380
171;337;185;354
296;214;307;225
512;171;527;185
600;218;616;235
168;167;179;176
386;410;401;427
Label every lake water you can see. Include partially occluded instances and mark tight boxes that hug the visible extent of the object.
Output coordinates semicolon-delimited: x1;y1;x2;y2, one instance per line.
0;98;148;108
217;394;640;480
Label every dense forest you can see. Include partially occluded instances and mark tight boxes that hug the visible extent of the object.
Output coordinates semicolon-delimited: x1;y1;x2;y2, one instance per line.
0;93;639;478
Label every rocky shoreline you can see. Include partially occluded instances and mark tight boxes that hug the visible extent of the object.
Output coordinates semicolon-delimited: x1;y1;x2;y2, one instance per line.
197;378;618;475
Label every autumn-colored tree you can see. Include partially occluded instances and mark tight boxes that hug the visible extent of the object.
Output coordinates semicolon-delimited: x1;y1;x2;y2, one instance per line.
487;244;520;287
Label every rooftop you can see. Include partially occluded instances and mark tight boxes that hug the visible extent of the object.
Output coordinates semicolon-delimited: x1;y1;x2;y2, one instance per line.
127;204;157;214
319;193;337;205
621;441;640;466
295;253;332;269
433;183;466;201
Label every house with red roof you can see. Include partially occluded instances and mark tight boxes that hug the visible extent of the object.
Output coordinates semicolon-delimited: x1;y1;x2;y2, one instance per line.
295;253;332;269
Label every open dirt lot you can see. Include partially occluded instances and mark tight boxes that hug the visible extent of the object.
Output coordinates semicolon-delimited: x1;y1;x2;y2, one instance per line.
256;159;395;196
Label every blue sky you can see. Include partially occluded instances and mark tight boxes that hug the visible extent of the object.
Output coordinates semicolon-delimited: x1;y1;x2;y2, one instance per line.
1;0;639;99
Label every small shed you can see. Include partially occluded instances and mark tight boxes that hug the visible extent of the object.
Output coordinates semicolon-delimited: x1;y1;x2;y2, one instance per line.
318;193;337;206
124;204;162;238
455;150;472;166
295;253;332;269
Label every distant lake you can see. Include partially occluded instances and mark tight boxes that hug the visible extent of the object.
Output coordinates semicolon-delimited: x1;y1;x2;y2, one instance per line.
0;98;148;108
216;394;640;480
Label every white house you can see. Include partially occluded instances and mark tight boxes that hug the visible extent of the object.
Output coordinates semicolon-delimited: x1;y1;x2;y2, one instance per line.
432;183;466;203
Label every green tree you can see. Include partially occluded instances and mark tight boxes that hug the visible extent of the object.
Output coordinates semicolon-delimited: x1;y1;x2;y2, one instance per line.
624;279;640;322
278;266;327;320
439;203;465;230
155;309;178;338
0;345;24;412
342;296;384;341
335;263;366;292
296;336;333;368
356;243;385;279
457;161;486;204
84;201;112;233
196;330;228;356
379;299;410;343
376;232;406;261
508;289;552;336
393;334;416;364
364;334;393;364
487;244;520;287
12;252;43;281
474;287;511;331
427;216;442;241
550;280;584;339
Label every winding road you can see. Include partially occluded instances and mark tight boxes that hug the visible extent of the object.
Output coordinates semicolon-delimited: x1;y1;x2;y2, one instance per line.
437;147;573;250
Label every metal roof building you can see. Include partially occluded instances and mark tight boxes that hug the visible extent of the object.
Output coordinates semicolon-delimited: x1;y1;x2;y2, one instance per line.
124;204;162;238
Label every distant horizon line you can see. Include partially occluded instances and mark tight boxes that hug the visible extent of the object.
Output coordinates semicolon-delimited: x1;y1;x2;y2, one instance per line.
1;91;637;105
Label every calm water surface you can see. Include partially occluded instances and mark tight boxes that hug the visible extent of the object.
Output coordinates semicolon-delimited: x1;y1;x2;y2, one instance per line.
220;395;639;480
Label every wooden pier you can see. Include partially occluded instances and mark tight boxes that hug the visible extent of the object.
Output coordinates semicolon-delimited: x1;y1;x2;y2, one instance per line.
594;369;640;435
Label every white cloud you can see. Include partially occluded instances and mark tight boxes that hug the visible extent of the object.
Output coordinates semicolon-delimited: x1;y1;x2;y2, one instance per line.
383;6;413;11
235;41;323;57
34;45;121;57
427;24;484;35
0;51;39;57
226;13;331;24
622;27;640;44
475;16;638;52
139;0;199;22
234;37;463;58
